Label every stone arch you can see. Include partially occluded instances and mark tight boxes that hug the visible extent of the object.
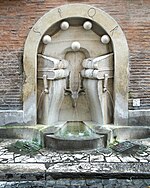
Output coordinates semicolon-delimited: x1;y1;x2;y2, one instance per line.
23;4;129;125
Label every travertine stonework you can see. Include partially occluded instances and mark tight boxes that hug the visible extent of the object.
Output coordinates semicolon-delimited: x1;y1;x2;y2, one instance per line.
23;4;128;126
0;1;150;126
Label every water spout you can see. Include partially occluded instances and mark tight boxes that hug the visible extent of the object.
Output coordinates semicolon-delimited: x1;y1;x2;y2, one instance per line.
65;88;85;108
64;89;79;108
71;91;79;108
43;75;49;94
103;73;109;92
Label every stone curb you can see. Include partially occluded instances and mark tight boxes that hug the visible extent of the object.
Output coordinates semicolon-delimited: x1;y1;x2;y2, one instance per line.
0;163;149;181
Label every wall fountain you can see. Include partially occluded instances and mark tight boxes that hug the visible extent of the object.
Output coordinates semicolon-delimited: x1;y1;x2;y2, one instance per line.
35;17;115;150
22;4;137;151
0;4;149;151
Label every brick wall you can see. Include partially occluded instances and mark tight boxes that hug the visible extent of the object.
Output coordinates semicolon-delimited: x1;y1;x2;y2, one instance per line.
0;0;150;110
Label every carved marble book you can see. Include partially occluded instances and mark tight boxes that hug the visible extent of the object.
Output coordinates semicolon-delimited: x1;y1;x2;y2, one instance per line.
81;69;113;79
82;53;113;70
38;69;69;80
38;54;68;70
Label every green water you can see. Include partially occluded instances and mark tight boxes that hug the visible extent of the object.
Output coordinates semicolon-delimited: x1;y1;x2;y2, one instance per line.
55;121;94;138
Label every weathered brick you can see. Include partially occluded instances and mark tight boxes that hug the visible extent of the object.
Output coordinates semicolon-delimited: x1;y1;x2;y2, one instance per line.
0;0;149;110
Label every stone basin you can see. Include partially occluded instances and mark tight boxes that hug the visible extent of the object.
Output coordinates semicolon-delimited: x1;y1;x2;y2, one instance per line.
44;121;107;151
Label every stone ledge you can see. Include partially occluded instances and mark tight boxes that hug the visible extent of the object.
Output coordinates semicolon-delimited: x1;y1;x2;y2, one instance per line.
0;163;149;181
0;164;46;173
0;110;24;125
0;164;46;181
129;109;150;126
46;162;150;175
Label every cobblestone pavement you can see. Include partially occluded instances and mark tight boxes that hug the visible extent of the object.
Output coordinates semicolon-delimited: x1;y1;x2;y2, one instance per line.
0;179;150;188
0;139;149;166
0;139;149;187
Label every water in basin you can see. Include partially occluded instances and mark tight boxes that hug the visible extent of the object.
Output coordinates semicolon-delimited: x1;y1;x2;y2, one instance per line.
55;121;96;139
45;121;106;150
